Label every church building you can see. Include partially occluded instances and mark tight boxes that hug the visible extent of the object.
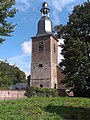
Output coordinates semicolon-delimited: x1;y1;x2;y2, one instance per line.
30;2;65;90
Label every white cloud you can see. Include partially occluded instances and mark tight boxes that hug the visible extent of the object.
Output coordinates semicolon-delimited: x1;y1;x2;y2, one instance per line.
8;54;30;76
16;0;31;12
51;0;80;25
58;38;64;63
7;0;85;76
52;0;77;12
21;40;32;54
0;59;3;61
8;40;32;76
41;0;85;25
52;10;61;25
7;40;32;76
15;0;85;24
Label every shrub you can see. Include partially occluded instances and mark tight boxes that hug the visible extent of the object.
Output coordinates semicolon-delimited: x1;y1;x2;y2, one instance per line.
26;86;58;97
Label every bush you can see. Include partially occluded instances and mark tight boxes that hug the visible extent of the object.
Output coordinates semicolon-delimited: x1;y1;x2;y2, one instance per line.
26;86;58;97
73;88;90;98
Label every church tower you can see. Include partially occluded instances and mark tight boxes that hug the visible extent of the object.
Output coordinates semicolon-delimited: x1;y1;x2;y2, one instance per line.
30;2;58;88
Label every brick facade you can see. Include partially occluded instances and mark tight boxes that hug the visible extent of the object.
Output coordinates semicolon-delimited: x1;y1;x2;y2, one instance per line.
30;35;58;88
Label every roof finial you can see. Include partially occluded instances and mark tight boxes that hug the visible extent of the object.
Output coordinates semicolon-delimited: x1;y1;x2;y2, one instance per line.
40;2;50;17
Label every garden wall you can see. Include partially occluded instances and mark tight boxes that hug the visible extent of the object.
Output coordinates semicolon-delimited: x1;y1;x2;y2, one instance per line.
0;90;26;100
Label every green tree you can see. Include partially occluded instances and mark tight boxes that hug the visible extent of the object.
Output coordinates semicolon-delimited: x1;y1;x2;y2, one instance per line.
54;1;90;97
0;0;17;43
0;61;26;89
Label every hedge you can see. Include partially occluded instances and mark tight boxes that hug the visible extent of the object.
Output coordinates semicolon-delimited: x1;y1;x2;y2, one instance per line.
26;86;58;97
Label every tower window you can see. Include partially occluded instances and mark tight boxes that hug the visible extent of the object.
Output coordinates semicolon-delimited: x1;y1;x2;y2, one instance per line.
38;42;44;52
54;43;56;52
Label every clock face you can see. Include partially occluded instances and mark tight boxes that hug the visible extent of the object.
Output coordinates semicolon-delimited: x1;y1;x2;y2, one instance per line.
45;19;51;32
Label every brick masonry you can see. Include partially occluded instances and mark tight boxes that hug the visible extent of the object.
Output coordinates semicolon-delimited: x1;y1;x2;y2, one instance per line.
30;35;58;88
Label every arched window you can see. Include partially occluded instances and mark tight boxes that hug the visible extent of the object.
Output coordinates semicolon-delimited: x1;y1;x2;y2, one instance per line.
38;42;44;52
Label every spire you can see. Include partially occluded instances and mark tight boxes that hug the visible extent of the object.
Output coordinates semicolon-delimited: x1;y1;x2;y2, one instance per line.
33;2;52;38
40;2;50;17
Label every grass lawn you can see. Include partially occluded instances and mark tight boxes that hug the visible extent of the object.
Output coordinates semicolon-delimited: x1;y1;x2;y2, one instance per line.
0;97;90;120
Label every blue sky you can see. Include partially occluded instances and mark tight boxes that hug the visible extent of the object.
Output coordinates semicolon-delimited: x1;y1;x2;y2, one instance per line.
0;0;86;76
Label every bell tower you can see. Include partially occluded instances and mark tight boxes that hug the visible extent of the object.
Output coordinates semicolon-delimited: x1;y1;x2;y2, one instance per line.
30;2;58;88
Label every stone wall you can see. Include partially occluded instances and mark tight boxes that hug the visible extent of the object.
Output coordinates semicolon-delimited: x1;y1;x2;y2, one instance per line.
51;63;57;88
50;36;58;64
30;35;58;89
30;79;51;88
50;36;58;88
0;90;26;100
31;62;51;80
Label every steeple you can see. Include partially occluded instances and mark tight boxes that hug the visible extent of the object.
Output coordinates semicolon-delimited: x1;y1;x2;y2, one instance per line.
30;2;58;89
35;2;52;37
